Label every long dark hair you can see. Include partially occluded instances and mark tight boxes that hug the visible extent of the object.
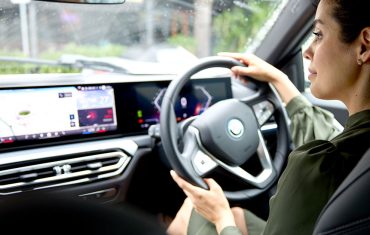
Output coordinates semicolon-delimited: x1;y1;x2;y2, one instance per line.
314;0;370;43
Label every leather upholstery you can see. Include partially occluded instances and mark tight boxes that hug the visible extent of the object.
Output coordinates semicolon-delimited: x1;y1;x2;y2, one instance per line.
313;147;370;235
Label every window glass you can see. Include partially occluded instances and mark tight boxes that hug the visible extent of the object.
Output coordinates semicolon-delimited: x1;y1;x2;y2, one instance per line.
0;0;288;74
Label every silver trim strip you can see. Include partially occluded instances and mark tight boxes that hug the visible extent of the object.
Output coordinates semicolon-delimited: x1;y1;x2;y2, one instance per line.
0;152;131;193
209;131;275;188
0;138;138;166
79;188;116;198
189;126;275;188
261;123;278;132
0;151;126;176
34;156;131;192
0;138;137;195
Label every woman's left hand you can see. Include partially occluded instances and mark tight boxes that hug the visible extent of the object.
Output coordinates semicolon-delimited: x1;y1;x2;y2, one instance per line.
170;170;236;233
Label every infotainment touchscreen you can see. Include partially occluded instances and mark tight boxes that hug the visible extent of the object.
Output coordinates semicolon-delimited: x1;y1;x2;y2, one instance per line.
0;85;117;146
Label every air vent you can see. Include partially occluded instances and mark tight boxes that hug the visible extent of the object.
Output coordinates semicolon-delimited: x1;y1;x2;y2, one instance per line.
0;150;131;195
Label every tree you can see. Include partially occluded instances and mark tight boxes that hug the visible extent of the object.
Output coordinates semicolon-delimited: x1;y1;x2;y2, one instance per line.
213;0;277;53
194;0;213;57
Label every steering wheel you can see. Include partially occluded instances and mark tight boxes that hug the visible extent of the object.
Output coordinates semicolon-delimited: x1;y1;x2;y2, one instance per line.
160;56;290;200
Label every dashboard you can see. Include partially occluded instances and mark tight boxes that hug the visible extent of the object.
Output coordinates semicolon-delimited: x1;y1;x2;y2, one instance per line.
0;72;278;208
0;73;236;198
0;77;232;152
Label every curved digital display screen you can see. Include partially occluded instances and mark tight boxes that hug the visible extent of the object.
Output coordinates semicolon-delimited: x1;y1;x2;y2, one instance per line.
0;85;117;146
0;78;232;149
119;77;232;132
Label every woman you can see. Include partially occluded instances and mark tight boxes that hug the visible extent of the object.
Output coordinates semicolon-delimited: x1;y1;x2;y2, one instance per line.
167;0;370;234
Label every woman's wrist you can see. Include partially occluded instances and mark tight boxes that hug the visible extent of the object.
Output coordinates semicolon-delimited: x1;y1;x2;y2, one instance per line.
270;71;300;104
215;211;237;234
269;70;289;86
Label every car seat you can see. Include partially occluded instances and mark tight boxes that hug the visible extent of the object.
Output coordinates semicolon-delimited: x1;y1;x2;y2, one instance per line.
313;147;370;235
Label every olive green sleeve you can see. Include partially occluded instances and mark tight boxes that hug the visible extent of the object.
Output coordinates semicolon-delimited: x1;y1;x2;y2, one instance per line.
188;209;243;235
219;210;266;235
285;95;343;147
244;210;266;235
220;226;243;235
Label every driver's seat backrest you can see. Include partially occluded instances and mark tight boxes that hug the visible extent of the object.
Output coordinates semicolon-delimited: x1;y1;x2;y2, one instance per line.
313;147;370;235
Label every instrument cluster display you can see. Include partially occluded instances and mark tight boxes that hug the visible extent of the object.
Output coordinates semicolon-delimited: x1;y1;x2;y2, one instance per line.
119;78;232;132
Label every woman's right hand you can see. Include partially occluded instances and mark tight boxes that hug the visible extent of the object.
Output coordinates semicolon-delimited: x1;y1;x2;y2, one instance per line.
218;52;286;83
219;52;300;104
170;170;236;234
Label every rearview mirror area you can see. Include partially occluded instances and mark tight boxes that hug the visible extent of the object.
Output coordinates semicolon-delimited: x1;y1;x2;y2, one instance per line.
32;0;125;4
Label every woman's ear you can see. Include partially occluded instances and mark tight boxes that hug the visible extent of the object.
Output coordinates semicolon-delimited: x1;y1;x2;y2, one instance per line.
359;27;370;64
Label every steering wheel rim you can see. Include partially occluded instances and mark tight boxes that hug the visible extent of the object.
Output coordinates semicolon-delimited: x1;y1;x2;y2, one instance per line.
160;56;291;200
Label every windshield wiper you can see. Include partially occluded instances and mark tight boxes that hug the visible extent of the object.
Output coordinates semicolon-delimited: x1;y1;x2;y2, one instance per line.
0;55;128;74
0;56;66;66
59;54;128;74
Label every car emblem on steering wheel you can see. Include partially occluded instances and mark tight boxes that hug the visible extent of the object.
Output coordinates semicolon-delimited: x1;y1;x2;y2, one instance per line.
227;119;244;138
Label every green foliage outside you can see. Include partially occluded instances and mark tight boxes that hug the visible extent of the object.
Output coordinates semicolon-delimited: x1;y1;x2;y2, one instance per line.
167;34;197;54
0;63;81;75
164;1;278;56
0;43;125;74
213;1;277;53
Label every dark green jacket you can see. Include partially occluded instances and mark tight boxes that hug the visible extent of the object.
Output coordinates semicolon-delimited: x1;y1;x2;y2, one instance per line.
189;95;370;235
261;108;370;235
227;97;370;235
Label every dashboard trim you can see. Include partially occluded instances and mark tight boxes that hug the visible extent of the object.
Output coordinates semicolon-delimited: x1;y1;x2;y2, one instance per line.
0;138;138;165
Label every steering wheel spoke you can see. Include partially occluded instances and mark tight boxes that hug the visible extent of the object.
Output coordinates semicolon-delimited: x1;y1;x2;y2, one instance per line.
181;126;218;177
240;93;276;126
252;100;276;126
192;150;218;177
212;130;276;188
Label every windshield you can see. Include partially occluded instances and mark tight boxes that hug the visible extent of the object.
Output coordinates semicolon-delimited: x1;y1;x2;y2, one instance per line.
0;0;286;74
